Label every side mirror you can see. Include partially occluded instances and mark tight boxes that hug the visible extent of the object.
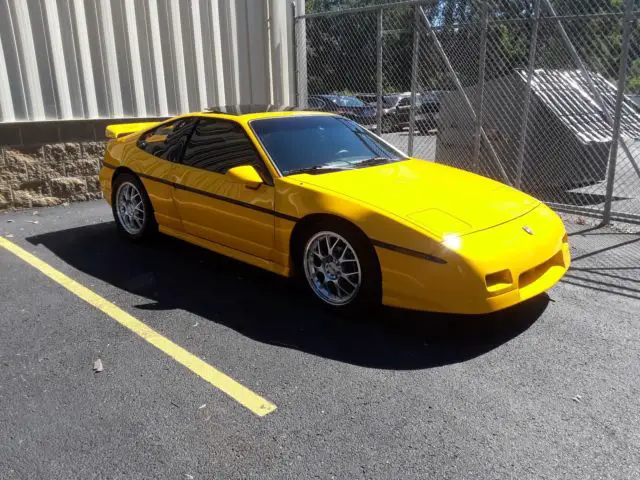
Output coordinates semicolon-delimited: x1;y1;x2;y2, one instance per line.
226;165;263;190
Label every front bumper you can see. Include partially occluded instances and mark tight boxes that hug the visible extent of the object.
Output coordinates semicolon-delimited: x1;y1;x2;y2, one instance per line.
377;205;570;314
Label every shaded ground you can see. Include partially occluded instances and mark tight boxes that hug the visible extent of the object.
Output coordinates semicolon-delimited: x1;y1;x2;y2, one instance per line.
0;201;638;479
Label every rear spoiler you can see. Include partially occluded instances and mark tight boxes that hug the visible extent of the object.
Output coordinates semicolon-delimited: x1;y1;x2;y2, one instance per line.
105;122;160;140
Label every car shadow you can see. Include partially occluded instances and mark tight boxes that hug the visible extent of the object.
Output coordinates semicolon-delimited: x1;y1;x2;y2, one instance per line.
27;223;549;370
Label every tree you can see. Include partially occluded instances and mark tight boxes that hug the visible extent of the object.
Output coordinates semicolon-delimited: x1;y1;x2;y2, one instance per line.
304;0;639;94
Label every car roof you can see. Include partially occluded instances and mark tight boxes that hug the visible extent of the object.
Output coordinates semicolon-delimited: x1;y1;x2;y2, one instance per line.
197;104;333;121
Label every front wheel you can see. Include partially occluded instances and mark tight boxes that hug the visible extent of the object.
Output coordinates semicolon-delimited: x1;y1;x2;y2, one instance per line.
299;221;381;311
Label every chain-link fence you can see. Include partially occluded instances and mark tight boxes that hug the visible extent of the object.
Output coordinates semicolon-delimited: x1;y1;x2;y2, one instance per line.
295;0;640;227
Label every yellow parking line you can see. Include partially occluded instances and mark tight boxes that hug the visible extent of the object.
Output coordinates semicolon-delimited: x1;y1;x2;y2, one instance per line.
0;236;276;417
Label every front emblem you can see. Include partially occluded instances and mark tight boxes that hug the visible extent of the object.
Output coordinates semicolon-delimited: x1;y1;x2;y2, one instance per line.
523;225;534;235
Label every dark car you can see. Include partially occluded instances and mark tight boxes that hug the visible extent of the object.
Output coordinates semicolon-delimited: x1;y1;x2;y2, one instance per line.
353;93;439;134
349;93;415;133
396;91;442;134
307;95;377;127
354;93;377;105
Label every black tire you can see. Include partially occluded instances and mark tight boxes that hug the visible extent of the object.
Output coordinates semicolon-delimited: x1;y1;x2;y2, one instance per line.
294;218;381;313
111;172;157;242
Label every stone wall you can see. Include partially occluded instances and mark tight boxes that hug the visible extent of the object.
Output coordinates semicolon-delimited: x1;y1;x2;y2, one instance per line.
0;118;167;210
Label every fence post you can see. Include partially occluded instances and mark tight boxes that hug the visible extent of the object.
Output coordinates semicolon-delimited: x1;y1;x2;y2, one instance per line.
472;1;489;172
515;0;541;189
602;0;634;225
408;5;420;156
376;8;383;135
291;2;299;106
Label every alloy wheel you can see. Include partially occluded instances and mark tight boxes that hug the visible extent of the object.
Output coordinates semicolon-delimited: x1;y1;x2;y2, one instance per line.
303;231;362;306
115;181;145;235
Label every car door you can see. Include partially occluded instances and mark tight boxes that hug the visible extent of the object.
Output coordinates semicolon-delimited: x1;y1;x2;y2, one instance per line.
169;118;275;260
396;97;411;124
131;117;197;230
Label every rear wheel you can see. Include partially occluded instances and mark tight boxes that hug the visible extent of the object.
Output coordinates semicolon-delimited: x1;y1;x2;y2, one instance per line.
112;173;157;241
298;220;381;311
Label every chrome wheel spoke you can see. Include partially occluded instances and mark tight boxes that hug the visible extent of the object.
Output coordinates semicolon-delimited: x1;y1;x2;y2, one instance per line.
341;275;357;288
335;281;349;297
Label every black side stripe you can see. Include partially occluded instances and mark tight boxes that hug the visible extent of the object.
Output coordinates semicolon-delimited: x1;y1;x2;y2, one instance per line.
172;181;299;222
137;171;173;187
104;162;444;263
106;164;298;222
371;239;447;264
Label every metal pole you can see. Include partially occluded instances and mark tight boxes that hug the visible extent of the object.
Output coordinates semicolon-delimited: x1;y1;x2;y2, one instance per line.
602;0;634;225
418;6;511;184
541;0;640;181
408;5;420;156
472;1;489;172
515;0;541;189
291;2;300;107
376;8;383;135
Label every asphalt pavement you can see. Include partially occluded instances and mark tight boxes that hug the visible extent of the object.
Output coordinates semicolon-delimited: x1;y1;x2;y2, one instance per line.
1;201;639;479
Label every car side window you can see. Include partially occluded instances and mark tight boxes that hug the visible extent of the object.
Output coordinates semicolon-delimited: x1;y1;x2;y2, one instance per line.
138;118;197;162
182;119;271;182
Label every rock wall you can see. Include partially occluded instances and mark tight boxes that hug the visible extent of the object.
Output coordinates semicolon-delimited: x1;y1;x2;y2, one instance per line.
0;142;106;209
0;118;167;211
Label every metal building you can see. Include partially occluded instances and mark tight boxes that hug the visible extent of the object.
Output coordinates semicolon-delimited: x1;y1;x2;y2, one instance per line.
0;0;304;123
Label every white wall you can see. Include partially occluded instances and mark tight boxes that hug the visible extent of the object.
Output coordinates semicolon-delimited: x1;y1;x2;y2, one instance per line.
0;0;304;123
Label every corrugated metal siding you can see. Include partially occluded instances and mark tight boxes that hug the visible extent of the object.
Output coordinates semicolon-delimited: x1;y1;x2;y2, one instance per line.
0;0;301;123
516;69;640;143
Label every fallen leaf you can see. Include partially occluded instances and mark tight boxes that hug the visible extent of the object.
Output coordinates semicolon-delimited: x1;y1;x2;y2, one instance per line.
198;404;206;409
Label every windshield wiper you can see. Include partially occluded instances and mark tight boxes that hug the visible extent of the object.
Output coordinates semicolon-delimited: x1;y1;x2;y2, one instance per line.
352;157;396;168
285;164;353;176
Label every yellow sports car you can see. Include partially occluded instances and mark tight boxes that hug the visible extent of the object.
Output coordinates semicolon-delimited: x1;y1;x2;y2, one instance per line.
99;106;570;314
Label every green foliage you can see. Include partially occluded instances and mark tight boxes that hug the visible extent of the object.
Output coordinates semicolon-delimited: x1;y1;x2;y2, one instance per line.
304;0;639;95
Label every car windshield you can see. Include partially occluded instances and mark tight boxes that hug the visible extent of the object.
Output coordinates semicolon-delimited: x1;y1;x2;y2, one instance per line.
329;96;366;107
250;116;408;175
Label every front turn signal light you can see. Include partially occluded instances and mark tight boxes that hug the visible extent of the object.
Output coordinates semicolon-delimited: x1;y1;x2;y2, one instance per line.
485;270;513;294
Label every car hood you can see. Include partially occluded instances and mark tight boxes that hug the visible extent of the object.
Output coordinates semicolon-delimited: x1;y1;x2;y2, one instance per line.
295;159;540;238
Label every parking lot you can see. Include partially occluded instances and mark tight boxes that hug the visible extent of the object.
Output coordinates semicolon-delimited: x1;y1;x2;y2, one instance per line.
0;201;640;479
1;200;639;479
